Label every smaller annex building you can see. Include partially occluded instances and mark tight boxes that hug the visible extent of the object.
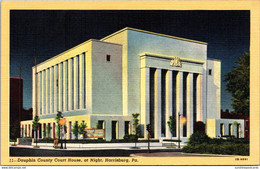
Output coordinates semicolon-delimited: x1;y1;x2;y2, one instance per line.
20;27;245;141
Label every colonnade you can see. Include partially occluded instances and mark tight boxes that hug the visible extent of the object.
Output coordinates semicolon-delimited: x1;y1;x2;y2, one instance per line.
36;53;86;116
141;67;204;139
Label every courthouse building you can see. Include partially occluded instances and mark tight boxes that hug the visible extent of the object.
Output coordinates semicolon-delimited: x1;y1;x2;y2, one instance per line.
20;27;244;141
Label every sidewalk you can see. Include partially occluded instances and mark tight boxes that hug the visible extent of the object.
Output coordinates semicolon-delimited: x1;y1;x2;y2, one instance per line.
11;142;184;151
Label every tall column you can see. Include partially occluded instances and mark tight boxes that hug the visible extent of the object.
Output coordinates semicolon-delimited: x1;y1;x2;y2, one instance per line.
165;70;173;138
63;61;68;111
79;53;85;109
54;65;58;113
58;63;63;111
196;74;202;121
202;74;207;123
37;72;41;115
154;68;162;139
187;73;194;136
140;67;150;138
68;59;73;110
50;66;54;114
85;53;88;109
74;56;79;109
32;69;36;117
176;71;183;138
46;68;49;114
105;120;112;141
42;70;45;115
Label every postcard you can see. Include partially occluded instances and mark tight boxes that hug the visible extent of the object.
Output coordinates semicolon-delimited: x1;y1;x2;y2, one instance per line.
1;0;260;167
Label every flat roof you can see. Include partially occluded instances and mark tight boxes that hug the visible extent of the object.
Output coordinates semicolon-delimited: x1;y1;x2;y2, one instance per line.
101;27;208;45
33;39;122;68
207;58;221;62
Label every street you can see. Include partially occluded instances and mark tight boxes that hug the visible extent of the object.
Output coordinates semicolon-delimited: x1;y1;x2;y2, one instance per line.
10;147;223;157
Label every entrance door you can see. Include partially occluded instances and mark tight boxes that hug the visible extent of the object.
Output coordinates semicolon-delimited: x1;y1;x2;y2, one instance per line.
112;121;118;139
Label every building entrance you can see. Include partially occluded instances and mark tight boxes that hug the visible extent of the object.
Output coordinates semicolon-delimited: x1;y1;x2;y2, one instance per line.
112;121;118;139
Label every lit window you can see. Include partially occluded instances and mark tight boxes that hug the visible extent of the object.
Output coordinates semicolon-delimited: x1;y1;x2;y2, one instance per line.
106;55;111;62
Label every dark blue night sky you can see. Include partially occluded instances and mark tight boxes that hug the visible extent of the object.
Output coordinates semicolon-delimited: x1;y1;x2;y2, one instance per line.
10;10;250;110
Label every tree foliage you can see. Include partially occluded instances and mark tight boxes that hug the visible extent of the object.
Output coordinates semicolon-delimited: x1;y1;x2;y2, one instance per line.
72;121;79;140
46;125;52;138
224;52;249;116
32;115;40;131
132;113;141;137
78;122;87;138
32;115;40;146
55;111;63;138
167;116;176;136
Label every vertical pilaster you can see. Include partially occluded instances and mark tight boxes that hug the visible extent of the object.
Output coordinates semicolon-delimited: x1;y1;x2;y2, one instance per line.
68;59;73;110
197;74;202;121
176;71;183;138
85;53;88;109
32;68;36;117
154;68;162;139
166;70;173;138
58;63;63;111
187;73;194;136
74;56;79;109
42;70;45;115
105;120;112;141
54;65;58;113
50;67;54;114
79;53;85;109
37;72;41;115
46;68;49;114
202;73;207;123
140;67;150;138
63;61;68;111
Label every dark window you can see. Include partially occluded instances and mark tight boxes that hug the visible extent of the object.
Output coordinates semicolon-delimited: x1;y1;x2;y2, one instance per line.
209;69;212;75
106;55;111;62
124;121;130;135
98;120;104;129
220;123;224;136
112;121;118;139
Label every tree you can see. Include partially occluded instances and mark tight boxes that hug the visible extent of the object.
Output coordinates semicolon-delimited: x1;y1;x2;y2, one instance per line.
43;127;46;138
224;52;249;117
32;115;40;147
72;121;79;140
78;122;87;139
167;116;176;146
55;111;63;140
132;113;141;148
46;125;52;138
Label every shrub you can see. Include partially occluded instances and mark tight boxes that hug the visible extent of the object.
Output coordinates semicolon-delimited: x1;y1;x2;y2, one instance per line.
183;143;249;155
188;132;210;145
10;139;16;142
210;138;224;145
163;139;181;142
123;134;138;142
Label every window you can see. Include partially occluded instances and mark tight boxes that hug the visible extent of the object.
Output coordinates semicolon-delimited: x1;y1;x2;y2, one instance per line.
237;124;240;138
229;124;232;136
209;69;212;75
220;123;224;136
97;120;104;129
125;121;130;135
106;55;111;62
